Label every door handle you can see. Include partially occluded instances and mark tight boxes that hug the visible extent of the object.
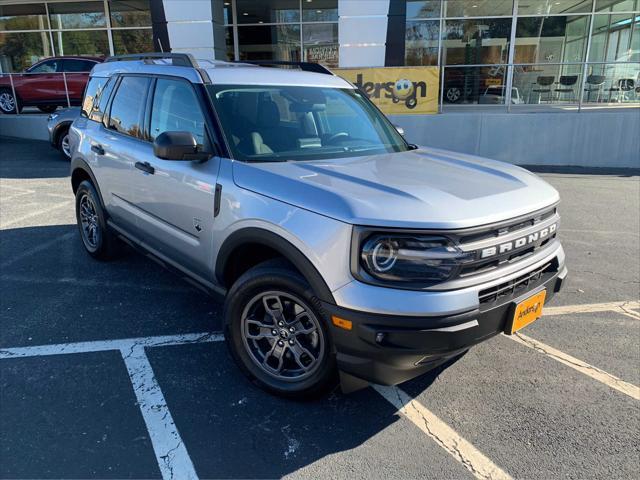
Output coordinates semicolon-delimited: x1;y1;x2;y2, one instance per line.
91;144;105;155
135;161;155;175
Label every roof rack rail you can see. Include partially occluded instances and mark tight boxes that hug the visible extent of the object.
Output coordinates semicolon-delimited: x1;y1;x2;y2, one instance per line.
105;53;199;68
236;60;334;76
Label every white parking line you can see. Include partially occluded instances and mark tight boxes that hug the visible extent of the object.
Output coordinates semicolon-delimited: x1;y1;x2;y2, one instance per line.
374;385;512;480
0;332;224;480
544;301;640;317
122;345;198;479
0;200;73;229
508;333;640;401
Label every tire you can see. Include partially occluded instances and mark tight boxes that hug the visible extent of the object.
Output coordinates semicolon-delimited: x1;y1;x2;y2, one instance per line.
445;86;462;103
0;88;21;114
75;180;120;260
38;105;57;114
56;127;71;160
224;260;337;399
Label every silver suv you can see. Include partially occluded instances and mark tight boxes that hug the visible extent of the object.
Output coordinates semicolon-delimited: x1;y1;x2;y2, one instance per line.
70;54;567;398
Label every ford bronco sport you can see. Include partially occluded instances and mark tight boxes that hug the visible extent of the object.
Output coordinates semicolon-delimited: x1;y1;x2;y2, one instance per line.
69;53;567;398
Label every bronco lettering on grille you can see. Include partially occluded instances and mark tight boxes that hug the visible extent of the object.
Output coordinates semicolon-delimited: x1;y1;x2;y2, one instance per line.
480;223;557;259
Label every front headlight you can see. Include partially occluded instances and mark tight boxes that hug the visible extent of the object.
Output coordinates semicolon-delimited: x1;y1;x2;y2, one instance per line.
355;231;473;288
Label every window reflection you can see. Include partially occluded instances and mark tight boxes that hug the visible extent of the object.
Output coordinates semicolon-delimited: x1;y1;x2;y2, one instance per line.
235;0;300;24
0;3;48;31
517;0;593;15
112;29;154;55
56;30;110;57
237;25;301;61
442;65;508;105
406;1;441;19
442;19;512;65
0;31;51;71
303;23;338;67
405;20;439;66
445;0;513;17
48;2;106;30
515;16;590;64
302;0;338;22
109;0;151;28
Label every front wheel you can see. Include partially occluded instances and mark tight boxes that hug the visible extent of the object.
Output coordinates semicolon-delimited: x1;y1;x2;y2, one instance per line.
57;127;71;160
224;261;337;399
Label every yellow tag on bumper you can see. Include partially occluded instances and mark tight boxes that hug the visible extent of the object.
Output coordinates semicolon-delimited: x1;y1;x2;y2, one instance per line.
508;290;546;334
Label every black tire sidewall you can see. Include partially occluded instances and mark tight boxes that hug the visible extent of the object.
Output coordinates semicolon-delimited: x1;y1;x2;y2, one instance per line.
75;180;110;258
224;264;337;398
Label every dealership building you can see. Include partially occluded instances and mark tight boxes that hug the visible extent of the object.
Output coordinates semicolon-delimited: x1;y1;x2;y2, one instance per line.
0;0;638;167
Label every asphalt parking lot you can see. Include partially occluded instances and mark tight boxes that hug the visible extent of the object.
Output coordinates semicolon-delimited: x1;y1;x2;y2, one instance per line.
1;137;639;479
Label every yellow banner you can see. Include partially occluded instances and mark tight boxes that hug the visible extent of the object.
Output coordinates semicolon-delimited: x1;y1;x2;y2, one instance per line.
336;66;440;115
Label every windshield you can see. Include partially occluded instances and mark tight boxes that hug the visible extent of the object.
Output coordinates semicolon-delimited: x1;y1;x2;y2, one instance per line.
207;84;410;162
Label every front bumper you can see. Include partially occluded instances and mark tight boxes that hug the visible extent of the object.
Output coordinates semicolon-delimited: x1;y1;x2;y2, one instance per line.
323;263;567;387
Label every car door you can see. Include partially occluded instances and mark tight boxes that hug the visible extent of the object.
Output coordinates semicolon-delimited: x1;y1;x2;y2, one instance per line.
130;76;220;280
20;59;65;103
62;59;98;105
90;75;152;232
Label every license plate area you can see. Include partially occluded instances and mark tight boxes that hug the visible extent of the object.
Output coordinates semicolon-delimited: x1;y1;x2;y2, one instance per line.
506;290;546;335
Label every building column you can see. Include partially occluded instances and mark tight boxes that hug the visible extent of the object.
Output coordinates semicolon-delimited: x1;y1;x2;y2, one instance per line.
161;0;216;60
338;0;390;67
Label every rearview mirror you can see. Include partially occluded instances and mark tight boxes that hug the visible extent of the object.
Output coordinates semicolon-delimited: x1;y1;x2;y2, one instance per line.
153;131;210;161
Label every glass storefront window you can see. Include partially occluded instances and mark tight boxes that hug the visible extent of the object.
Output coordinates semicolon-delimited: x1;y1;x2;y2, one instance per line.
596;0;639;12
223;1;232;25
302;0;338;22
237;24;301;61
515;16;589;64
55;30;110;56
109;0;152;28
0;3;48;31
511;64;584;105
444;0;513;18
303;23;338;67
442;19;512;65
406;1;441;19
442;65;508;105
0;31;50;71
48;1;106;30
405;20;439;66
582;62;640;105
235;0;300;24
589;13;639;62
225;26;235;61
517;1;594;15
112;29;153;54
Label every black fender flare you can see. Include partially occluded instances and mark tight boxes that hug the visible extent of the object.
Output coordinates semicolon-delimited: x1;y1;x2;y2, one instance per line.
70;158;106;209
215;227;336;304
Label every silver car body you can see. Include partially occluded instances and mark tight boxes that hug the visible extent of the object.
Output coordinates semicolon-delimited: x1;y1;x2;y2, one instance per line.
71;59;567;321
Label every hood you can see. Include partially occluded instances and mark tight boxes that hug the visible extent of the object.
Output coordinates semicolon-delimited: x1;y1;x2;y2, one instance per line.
232;147;560;229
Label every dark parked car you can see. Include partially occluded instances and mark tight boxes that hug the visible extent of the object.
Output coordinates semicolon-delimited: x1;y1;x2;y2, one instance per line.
0;56;103;114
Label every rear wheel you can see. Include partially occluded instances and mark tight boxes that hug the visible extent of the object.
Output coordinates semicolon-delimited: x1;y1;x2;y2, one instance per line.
224;261;337;399
75;180;120;260
0;88;21;114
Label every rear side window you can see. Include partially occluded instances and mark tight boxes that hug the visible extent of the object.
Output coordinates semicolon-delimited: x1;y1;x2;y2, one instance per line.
81;76;115;121
107;76;151;139
28;59;61;73
63;59;96;72
150;78;206;145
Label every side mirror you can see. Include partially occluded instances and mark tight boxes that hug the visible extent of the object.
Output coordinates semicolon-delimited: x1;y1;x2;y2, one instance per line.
153;131;210;161
394;125;405;137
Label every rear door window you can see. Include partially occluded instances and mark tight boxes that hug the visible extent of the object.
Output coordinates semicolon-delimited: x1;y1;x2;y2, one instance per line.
63;59;97;72
107;76;151;139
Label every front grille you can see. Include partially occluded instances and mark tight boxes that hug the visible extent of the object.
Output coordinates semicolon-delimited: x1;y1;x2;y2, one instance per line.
478;259;557;305
454;205;559;278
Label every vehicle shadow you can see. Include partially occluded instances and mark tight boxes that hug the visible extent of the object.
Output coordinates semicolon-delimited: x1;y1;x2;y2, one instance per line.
0;137;69;179
1;224;464;478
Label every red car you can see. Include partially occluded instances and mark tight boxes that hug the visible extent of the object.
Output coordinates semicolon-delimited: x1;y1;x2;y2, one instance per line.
0;56;103;114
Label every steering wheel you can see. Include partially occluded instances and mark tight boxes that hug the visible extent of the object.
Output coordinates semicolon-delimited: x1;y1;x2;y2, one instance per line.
326;132;350;144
